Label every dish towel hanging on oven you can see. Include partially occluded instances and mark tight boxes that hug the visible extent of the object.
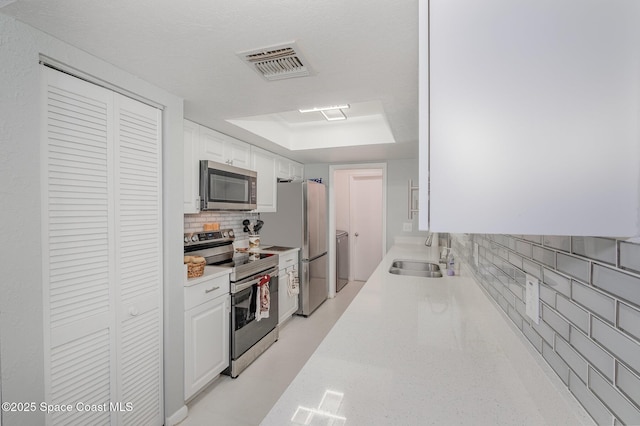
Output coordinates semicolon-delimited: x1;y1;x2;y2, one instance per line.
255;274;271;321
287;269;299;296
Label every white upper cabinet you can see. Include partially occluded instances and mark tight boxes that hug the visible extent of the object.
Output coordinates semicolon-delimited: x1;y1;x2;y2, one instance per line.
199;125;251;169
184;120;253;213
276;156;304;180
251;146;278;212
184;120;201;214
421;0;640;236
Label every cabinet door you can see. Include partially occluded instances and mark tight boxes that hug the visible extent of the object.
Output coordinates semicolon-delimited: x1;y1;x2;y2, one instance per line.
184;295;229;400
276;157;291;179
183;120;200;214
200;126;226;164
278;266;299;324
251;147;277;212
290;161;304;180
225;138;251;169
114;93;164;426
423;0;640;236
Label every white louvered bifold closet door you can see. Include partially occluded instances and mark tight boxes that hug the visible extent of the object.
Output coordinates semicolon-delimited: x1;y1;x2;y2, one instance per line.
43;66;163;426
113;94;163;426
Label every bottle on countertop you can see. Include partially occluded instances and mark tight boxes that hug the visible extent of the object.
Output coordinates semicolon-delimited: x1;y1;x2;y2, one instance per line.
447;254;455;276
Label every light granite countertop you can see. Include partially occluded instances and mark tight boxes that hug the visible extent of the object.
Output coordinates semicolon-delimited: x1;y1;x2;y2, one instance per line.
261;243;594;425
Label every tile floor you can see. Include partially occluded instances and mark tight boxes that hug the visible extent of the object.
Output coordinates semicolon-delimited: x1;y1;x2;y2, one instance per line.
178;281;365;426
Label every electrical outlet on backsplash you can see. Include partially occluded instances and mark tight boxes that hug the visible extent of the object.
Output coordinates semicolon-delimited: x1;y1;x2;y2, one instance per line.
184;211;260;242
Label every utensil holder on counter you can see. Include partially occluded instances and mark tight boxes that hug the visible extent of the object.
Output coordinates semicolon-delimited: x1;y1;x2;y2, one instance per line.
249;236;260;249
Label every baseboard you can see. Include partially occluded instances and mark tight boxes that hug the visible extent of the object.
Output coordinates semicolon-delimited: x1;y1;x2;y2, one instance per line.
165;405;188;426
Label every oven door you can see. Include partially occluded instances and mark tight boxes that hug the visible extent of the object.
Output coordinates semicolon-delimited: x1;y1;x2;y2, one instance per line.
200;160;257;211
231;270;279;360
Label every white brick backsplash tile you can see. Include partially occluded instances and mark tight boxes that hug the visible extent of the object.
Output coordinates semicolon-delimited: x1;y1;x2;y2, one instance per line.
591;318;640;376
522;235;542;244
618;302;640;342
533;245;555;268
523;323;543;353
507;305;523;330
569;327;614;381
592;265;640;308
572;237;617;265
531;316;555;346
557;253;590;282
539;284;557;307
571;281;616;324
589;367;640;426
508;251;523;269
555;335;588;383
620;241;640;274
542;303;570;340
542;342;569;385
516;240;532;257
616;363;640;409
544;235;571;252
523;258;541;279
543;268;571;298
466;232;640;421
556;295;589;334
569;370;614;426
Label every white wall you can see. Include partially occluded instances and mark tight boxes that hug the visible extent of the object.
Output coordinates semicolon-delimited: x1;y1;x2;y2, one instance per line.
0;13;185;424
334;171;351;232
386;159;429;249
306;159;428;251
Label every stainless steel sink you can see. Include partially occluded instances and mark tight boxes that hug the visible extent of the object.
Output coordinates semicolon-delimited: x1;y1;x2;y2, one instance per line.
388;259;442;278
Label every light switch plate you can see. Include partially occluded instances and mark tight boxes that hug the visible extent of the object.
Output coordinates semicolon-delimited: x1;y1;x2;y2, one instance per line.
403;222;412;232
525;274;540;324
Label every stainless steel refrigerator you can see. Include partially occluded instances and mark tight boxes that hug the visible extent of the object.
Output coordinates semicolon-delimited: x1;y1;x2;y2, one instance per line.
260;180;328;316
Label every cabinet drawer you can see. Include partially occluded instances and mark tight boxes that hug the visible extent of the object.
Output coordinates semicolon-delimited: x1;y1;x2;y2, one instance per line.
185;275;229;310
278;251;298;270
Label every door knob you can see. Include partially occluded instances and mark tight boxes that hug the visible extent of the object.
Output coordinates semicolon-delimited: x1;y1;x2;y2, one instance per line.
354;232;359;237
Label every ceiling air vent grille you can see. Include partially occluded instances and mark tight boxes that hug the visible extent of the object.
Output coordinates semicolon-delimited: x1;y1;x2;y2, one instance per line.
238;42;313;81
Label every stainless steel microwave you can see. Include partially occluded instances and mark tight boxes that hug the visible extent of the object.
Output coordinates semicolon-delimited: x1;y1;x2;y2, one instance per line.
199;160;257;211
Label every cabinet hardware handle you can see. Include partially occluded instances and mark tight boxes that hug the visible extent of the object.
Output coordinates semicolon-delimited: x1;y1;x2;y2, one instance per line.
205;286;220;293
286;259;293;262
408;179;419;219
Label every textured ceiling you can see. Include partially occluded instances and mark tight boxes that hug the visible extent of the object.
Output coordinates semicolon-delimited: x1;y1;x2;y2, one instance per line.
1;0;419;164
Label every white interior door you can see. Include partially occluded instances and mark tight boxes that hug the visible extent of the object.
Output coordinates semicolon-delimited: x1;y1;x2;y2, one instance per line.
350;175;383;281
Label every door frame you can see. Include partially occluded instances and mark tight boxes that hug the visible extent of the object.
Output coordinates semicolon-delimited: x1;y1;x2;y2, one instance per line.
328;163;387;298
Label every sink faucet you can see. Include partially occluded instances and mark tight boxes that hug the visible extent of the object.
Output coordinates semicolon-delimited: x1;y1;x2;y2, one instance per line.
425;232;434;247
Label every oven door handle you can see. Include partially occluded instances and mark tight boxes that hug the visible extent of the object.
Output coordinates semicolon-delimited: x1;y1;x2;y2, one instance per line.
233;267;279;293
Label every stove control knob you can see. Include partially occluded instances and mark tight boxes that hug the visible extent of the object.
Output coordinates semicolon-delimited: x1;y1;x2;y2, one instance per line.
222;231;228;238
228;230;234;238
184;236;190;244
191;235;199;242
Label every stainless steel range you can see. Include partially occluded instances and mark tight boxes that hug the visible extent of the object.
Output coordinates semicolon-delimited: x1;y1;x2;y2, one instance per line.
184;229;279;378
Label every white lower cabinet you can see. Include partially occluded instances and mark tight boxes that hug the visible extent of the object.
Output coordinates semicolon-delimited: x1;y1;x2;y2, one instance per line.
184;274;230;401
278;249;299;324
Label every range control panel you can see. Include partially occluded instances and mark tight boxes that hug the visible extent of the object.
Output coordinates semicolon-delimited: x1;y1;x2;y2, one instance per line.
183;229;235;246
